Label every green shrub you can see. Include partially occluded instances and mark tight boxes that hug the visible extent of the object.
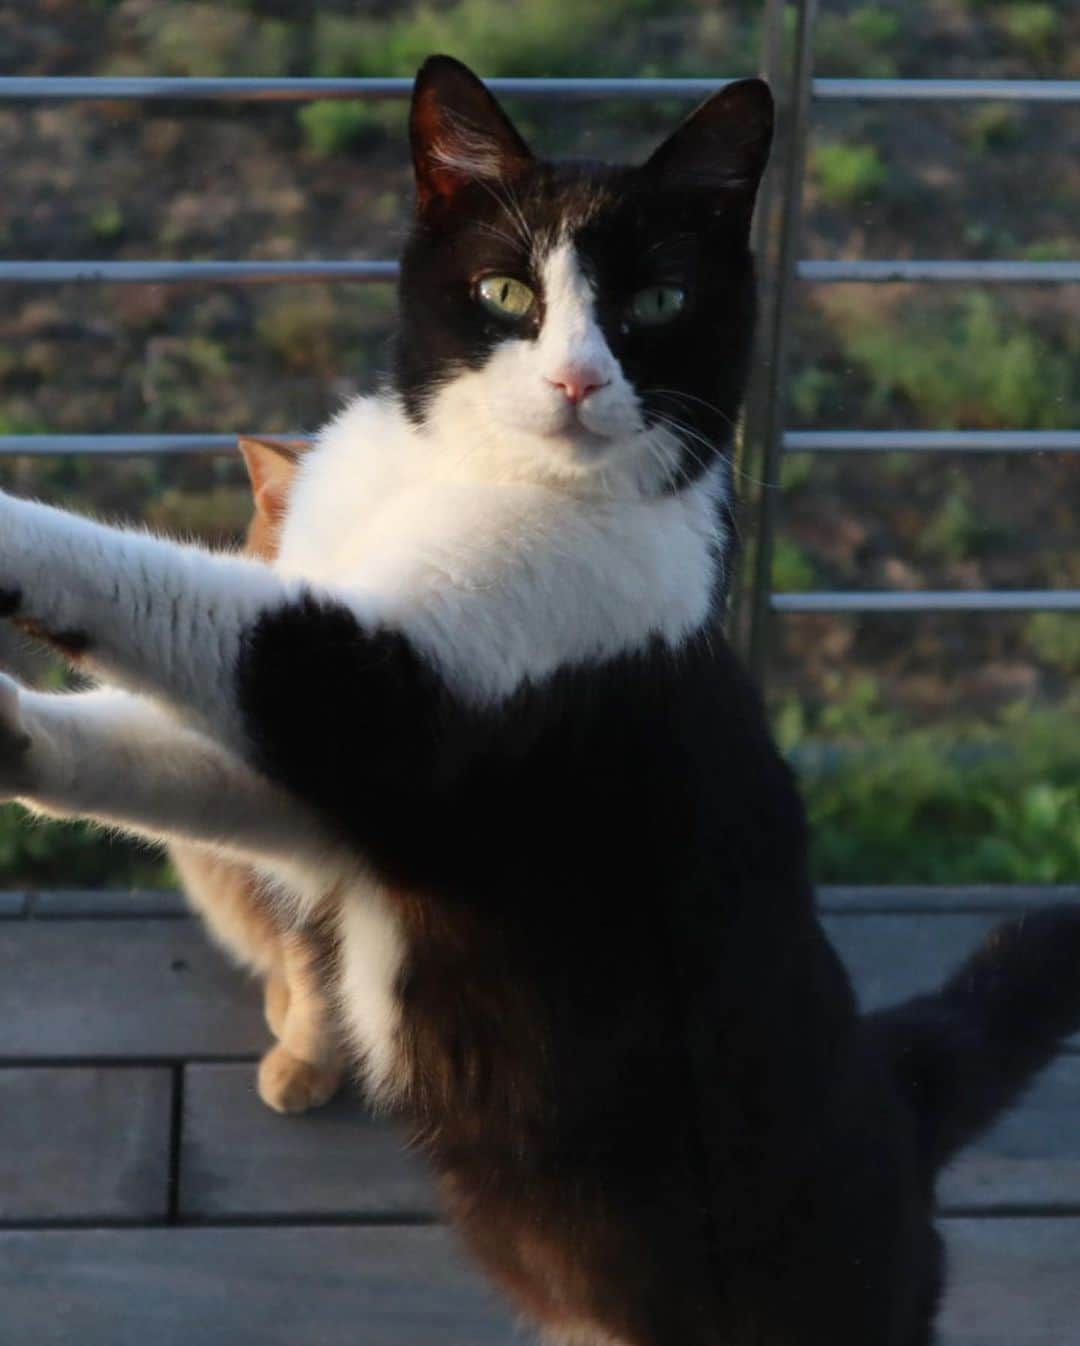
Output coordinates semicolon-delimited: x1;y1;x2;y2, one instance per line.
119;6;292;78
1021;238;1076;262
310;0;655;80
1000;4;1060;59
789;366;844;425
814;6;902;78
89;203;125;241
812;142;888;207
777;685;1080;884
771;538;817;593
915;487;1004;563
1026;614;1080;676
966;103;1022;153
839;293;1079;429
298;101;387;157
0;806;172;889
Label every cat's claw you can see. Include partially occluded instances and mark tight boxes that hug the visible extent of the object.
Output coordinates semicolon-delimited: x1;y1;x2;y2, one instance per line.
0;672;36;799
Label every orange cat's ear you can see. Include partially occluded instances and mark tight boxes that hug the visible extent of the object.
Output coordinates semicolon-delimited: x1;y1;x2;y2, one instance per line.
238;436;304;522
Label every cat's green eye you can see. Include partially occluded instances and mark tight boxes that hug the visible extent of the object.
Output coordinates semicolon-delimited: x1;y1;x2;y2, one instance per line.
630;285;687;327
477;275;536;320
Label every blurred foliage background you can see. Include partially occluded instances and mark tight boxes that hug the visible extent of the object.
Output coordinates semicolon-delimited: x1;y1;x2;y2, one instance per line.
0;0;1076;887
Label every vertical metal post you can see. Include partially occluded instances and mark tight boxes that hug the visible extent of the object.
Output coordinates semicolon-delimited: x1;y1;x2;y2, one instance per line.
738;0;819;685
728;0;788;650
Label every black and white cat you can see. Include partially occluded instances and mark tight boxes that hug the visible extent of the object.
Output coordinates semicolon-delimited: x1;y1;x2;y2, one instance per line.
1;56;1079;1346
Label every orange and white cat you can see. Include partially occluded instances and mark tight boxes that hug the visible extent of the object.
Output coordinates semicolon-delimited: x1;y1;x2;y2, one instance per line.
170;436;344;1114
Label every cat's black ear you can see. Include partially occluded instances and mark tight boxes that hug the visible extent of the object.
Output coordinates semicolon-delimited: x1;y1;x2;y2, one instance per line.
644;77;774;208
410;55;533;213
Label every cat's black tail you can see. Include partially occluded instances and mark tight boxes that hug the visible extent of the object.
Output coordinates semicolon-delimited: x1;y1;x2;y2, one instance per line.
868;905;1080;1175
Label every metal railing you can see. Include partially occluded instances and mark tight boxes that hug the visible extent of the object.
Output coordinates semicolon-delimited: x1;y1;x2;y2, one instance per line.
3;258;1077;285
0;6;1077;654
736;0;1079;670
2;75;1078;103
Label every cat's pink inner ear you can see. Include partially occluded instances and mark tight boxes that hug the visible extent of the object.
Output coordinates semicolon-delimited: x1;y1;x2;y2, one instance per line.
644;77;774;198
410;54;533;211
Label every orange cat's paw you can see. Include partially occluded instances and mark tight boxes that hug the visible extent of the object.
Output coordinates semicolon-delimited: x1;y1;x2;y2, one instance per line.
256;1044;342;1114
0;673;35;799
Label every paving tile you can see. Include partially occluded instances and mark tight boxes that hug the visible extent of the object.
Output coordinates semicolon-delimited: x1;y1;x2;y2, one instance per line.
178;1052;1080;1222
824;912;1080;1047
940;1217;1080;1344
179;1053;1080;1220
2;911;1075;1062
0;1226;515;1346
0;1067;171;1222
0;892;27;918
825;912;1004;1011
29;889;188;918
942;1055;1080;1213
180;1063;435;1220
0;1220;1075;1345
0;920;266;1059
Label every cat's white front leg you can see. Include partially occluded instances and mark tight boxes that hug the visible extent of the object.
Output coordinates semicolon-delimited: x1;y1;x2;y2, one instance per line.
0;673;339;874
0;489;303;747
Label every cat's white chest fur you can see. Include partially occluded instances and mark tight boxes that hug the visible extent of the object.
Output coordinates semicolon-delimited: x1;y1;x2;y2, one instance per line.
275;393;724;707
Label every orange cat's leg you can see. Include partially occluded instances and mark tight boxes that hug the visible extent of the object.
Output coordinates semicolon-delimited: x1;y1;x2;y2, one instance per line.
263;966;290;1040
257;930;344;1114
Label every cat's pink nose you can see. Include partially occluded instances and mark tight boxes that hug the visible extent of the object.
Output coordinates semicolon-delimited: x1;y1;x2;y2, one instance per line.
544;365;609;405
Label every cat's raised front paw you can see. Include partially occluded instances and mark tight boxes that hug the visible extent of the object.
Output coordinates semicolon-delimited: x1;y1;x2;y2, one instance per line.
0;673;36;799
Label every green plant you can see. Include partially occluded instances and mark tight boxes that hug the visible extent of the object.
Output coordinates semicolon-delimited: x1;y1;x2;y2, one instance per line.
776;685;1080;884
771;538;817;593
298;101;387;157
811;141;887;207
0;805;172;889
780;454;815;493
849;5;903;48
967;103;1022;153
838;293;1079;428
89;203;125;241
122;6;292;77
814;6;902;78
789;366;844;425
310;0;645;80
1000;4;1060;60
1026;614;1080;676
915;487;1002;563
1021;238;1076;262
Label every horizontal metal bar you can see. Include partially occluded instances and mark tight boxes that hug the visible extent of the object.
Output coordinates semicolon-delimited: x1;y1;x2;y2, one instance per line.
0;260;396;285
0;76;1077;104
2;431;1078;458
814;78;1080;103
798;260;1080;283
784;431;1080;453
773;591;1080;613
0;434;303;456
3;259;1075;287
0;76;735;103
